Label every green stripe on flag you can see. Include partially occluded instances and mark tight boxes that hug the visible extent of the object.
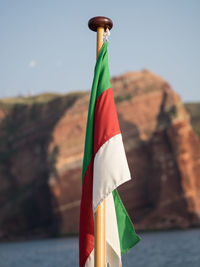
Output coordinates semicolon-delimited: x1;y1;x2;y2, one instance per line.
82;41;111;182
112;189;141;255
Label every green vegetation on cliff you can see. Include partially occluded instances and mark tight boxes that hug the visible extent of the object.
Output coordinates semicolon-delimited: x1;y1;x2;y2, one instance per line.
184;103;200;137
0;92;87;110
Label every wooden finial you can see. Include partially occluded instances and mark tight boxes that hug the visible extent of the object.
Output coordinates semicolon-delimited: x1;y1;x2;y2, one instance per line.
88;16;113;32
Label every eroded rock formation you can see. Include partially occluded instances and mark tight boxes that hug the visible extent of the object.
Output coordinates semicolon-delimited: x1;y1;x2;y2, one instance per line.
0;70;199;240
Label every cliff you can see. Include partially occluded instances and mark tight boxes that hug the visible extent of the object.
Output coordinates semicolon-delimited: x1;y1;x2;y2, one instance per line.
0;70;200;240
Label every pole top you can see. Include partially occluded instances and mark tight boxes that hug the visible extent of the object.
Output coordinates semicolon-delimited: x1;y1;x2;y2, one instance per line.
88;16;113;32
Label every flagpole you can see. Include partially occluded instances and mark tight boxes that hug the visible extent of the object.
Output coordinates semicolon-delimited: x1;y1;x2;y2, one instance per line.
88;16;113;267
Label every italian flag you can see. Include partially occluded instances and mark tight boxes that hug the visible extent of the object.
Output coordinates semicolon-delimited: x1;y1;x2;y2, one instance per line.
79;41;140;267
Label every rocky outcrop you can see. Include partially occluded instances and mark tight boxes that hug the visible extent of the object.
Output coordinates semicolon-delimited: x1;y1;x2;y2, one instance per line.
111;71;200;230
0;70;200;240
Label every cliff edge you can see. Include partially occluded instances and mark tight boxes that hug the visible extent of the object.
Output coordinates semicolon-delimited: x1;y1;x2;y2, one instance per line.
0;70;200;240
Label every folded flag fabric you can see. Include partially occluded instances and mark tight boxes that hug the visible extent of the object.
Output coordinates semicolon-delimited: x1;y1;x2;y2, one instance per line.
79;41;140;267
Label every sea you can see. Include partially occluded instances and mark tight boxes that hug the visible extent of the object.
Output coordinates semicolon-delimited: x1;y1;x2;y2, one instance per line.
0;229;199;267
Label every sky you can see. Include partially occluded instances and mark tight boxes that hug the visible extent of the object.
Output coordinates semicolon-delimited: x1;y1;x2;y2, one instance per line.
0;0;199;102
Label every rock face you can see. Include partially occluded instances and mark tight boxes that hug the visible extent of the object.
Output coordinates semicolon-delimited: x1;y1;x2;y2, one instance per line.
0;70;200;240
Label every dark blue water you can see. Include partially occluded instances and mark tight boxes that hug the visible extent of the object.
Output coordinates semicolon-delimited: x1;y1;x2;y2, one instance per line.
0;229;199;267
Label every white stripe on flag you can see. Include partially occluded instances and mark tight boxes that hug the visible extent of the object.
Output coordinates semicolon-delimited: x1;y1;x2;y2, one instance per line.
93;134;131;212
106;193;122;266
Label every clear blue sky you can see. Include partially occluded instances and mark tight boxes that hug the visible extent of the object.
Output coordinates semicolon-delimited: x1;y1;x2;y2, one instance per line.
0;0;199;102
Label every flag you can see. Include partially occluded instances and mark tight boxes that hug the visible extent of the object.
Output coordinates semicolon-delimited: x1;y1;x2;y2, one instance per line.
79;41;140;267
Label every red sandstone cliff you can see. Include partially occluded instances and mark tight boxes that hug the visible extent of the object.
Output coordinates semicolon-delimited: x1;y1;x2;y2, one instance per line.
0;70;200;240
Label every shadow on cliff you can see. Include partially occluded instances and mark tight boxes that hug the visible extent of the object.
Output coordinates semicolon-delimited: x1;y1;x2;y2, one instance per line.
148;91;180;206
148;91;192;225
0;93;83;240
117;112;155;223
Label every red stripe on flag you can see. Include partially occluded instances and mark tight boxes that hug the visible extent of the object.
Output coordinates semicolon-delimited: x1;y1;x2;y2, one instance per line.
79;158;94;267
94;88;121;155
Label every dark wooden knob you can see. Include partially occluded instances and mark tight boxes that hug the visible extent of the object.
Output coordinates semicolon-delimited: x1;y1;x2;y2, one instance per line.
88;16;113;32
